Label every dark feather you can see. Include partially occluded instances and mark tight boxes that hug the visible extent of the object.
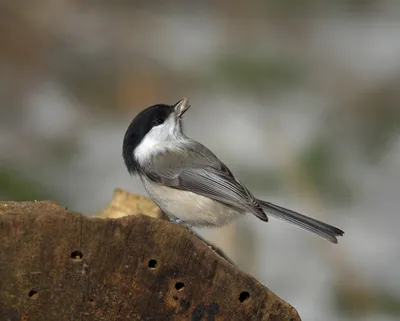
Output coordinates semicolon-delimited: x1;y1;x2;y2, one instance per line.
258;200;344;243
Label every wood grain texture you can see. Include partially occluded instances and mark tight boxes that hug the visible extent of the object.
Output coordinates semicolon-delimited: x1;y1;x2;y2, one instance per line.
0;200;301;321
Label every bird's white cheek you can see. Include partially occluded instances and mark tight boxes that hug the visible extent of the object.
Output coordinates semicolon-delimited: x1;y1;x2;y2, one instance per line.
133;124;172;164
134;135;159;164
133;118;181;165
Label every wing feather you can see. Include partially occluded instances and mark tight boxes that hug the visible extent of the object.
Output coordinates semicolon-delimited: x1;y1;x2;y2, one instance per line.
145;165;267;221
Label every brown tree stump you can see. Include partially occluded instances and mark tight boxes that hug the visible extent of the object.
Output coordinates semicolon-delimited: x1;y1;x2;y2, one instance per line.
0;194;301;321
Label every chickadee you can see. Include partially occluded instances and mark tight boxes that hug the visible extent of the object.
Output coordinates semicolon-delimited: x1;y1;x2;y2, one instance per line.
122;98;344;243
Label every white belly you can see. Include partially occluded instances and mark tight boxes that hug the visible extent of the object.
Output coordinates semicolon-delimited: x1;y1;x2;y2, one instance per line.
140;176;243;227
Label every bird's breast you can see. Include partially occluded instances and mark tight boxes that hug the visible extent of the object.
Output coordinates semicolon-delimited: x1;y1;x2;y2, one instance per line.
140;175;243;227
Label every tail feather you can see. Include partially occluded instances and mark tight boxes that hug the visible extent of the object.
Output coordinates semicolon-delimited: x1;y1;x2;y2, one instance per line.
258;200;344;243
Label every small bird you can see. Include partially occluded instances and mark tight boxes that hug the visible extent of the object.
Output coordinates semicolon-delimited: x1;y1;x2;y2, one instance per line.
122;98;344;243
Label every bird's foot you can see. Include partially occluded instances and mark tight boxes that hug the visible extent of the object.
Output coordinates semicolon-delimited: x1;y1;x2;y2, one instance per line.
170;217;183;224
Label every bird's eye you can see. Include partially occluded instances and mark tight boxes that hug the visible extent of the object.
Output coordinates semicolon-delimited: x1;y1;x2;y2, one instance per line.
153;117;165;126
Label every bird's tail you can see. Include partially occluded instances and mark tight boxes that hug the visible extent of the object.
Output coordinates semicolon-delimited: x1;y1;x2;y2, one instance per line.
258;199;344;243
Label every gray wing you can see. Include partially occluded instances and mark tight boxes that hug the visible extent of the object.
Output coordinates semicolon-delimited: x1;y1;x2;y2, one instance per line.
145;164;268;221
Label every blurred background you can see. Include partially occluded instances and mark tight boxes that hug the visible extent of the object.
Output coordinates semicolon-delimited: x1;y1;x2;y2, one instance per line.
1;1;400;320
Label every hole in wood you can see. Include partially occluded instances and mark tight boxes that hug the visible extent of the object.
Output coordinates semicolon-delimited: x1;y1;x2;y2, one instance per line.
175;282;184;291
87;298;96;307
239;291;250;302
148;259;158;269
28;289;38;299
71;250;83;261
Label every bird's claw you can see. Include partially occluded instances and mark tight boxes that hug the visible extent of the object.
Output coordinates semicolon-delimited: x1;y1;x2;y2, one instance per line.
170;217;183;224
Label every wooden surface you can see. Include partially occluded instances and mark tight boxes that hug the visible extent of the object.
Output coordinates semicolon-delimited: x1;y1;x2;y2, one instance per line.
0;196;301;321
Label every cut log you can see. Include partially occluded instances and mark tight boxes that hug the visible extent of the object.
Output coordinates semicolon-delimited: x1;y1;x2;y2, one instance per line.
0;195;301;321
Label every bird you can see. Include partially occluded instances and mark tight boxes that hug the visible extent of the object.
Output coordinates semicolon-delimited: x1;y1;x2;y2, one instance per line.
122;98;344;243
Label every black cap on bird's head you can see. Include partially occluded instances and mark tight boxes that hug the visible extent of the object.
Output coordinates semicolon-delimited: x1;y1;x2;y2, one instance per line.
122;98;191;174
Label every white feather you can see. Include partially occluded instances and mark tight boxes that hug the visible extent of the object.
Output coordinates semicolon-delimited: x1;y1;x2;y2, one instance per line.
134;135;160;163
140;174;243;227
134;114;183;166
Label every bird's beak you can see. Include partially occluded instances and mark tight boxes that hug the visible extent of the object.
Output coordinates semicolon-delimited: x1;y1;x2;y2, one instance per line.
174;98;191;119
